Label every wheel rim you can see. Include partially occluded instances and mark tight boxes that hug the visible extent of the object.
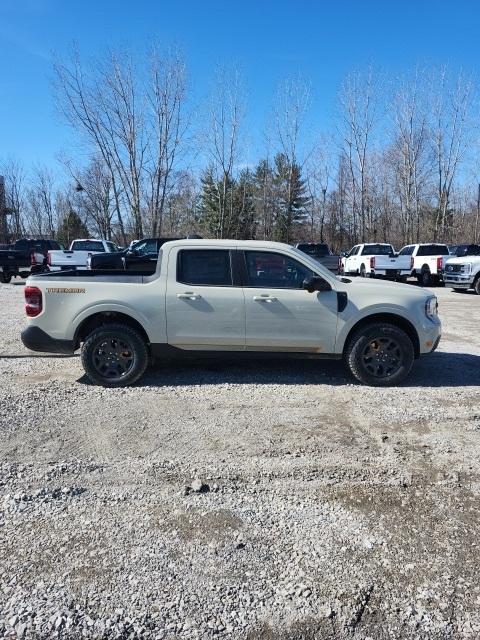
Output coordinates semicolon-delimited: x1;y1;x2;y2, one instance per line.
361;337;403;378
91;336;134;380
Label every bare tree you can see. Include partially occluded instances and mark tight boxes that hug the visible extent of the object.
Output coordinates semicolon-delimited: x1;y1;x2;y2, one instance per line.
23;167;60;238
65;157;117;239
388;69;430;243
338;68;379;242
145;49;188;235
203;65;245;238
0;158;26;238
53;45;189;241
429;67;472;240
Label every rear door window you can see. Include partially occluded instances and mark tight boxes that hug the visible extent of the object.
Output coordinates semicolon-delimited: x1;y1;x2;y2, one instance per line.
177;249;232;286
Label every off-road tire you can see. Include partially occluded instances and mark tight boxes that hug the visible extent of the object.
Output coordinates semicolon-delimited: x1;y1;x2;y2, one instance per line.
345;323;415;386
81;323;149;387
0;273;12;284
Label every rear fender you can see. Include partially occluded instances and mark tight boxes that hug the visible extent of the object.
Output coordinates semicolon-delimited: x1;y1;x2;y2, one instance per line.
70;303;153;343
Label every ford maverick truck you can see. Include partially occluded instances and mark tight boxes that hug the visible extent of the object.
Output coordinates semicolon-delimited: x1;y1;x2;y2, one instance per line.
21;240;441;387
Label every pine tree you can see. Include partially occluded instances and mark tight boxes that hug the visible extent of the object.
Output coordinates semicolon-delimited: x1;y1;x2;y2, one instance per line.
56;209;89;247
272;153;309;243
232;169;256;239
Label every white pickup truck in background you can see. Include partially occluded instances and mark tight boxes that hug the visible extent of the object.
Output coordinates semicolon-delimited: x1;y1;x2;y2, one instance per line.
443;251;480;294
47;239;119;271
341;243;398;277
397;243;450;286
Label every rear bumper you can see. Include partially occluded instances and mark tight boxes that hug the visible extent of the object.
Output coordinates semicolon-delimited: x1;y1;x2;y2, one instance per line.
21;326;75;354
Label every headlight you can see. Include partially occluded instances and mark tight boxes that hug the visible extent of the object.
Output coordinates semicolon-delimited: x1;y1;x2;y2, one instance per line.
425;296;438;319
461;263;472;274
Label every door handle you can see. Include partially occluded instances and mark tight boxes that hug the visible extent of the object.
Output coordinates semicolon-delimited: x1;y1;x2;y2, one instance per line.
253;295;277;303
177;292;202;300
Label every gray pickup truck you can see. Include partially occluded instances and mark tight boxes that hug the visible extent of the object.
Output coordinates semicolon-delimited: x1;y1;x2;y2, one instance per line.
295;243;340;273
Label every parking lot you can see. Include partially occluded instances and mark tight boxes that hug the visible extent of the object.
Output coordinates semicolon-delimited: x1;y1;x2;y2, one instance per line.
1;280;480;639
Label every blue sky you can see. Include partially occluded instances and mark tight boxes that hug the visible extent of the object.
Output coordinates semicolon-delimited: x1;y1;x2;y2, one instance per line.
1;0;479;174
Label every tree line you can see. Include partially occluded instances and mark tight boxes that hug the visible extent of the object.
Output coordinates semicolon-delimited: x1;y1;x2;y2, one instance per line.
2;46;480;250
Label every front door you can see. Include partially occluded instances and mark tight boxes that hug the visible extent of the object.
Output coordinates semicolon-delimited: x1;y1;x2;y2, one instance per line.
166;246;245;349
241;250;338;353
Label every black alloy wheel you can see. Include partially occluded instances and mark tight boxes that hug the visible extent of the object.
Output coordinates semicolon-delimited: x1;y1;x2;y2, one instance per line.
346;323;414;386
360;336;403;378
81;323;149;387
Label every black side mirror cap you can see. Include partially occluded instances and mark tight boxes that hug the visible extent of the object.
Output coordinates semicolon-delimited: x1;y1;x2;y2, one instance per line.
303;276;332;293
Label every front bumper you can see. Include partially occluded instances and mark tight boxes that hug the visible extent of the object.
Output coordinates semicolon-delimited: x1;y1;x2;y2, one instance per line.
444;275;473;289
21;326;75;354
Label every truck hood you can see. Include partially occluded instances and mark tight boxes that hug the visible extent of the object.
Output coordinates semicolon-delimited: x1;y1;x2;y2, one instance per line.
341;276;432;299
444;255;480;265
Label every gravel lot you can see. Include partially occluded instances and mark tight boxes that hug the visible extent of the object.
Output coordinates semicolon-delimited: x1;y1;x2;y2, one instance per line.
1;279;479;639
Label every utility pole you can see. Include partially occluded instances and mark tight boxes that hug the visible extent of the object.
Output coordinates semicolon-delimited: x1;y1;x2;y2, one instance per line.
0;176;10;244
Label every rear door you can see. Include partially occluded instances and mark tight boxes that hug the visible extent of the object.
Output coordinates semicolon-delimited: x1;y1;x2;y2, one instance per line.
165;245;245;349
241;250;338;353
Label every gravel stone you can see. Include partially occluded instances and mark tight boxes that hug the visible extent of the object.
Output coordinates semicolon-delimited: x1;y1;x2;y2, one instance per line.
0;282;479;638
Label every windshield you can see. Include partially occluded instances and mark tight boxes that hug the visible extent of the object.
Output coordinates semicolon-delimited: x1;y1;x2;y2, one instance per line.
361;244;394;255
296;244;330;257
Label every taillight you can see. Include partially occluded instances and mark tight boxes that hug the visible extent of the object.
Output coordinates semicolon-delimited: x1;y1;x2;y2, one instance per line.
370;257;375;269
410;257;414;269
47;252;51;266
25;286;43;317
30;251;37;266
437;257;442;270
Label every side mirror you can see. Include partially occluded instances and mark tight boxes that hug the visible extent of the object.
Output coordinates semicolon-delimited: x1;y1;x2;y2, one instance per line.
303;276;332;293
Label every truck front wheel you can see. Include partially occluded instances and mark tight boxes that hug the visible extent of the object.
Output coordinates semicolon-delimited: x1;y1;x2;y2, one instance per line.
345;323;414;386
81;323;149;387
474;277;480;295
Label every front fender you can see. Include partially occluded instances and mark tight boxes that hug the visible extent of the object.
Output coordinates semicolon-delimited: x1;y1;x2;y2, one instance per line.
335;303;418;353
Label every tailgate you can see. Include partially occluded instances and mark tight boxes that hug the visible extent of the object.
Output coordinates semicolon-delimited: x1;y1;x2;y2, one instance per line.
48;250;89;267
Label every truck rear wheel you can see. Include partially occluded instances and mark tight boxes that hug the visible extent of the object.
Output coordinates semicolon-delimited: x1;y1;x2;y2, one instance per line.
81;323;149;387
0;272;12;284
345;323;414;386
418;268;431;287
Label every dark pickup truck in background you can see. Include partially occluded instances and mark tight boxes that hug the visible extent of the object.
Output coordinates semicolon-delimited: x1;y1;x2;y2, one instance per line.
295;243;340;273
0;238;61;283
88;237;181;271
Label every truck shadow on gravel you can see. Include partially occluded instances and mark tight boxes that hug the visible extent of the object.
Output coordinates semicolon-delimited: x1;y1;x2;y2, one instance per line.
78;350;480;388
